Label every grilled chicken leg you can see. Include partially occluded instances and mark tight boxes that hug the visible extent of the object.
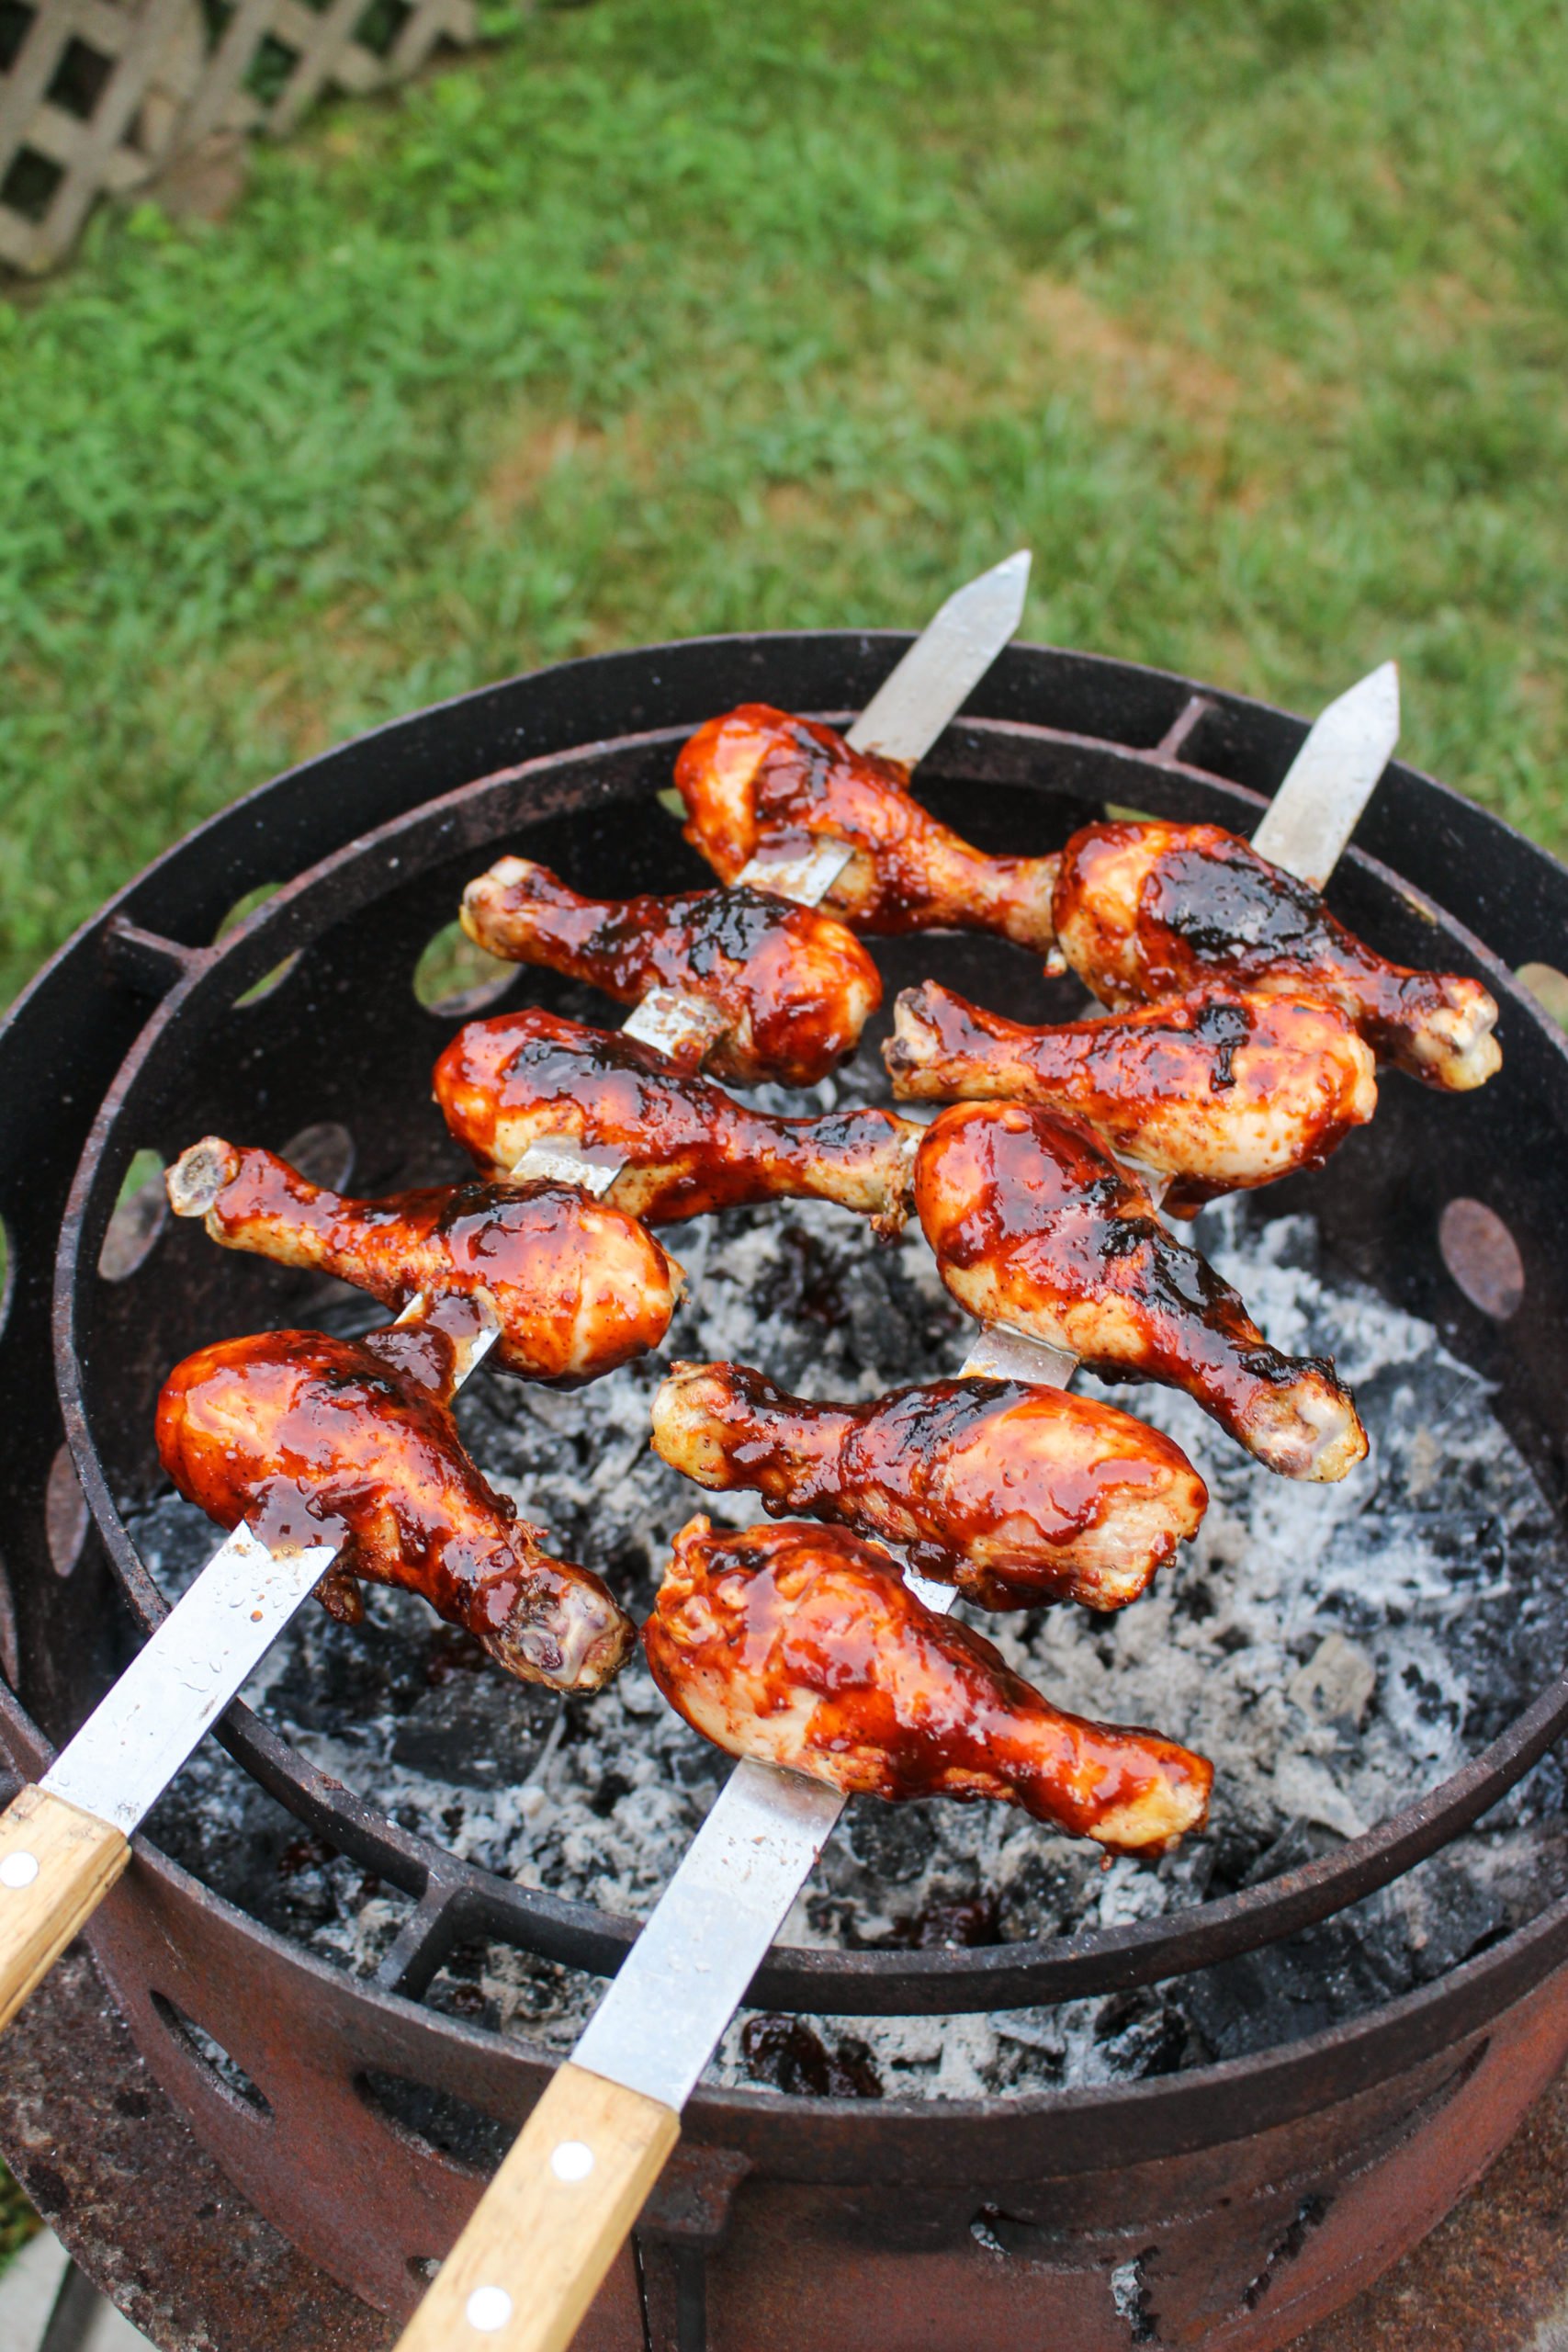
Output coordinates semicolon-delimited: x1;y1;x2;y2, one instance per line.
647;1517;1212;1854
460;858;882;1089
1054;819;1501;1091
157;1328;636;1689
433;1008;919;1235
915;1102;1367;1480
673;705;1059;947
886;979;1377;1207
651;1361;1206;1611
167;1140;682;1384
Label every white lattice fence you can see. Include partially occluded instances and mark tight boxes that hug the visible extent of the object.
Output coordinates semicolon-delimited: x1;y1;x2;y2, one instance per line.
0;0;481;272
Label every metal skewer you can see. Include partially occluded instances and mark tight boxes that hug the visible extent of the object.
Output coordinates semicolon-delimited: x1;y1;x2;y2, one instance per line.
394;662;1401;2352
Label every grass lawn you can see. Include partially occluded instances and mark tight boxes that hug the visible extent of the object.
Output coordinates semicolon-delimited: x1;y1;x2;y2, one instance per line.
1;0;1565;1008
0;2157;39;2275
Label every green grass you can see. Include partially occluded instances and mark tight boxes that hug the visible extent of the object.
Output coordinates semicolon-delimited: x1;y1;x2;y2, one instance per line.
3;0;1566;1006
0;2157;39;2276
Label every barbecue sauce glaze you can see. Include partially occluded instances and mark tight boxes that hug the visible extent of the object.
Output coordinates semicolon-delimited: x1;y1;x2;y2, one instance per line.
156;1328;636;1689
886;978;1378;1207
914;1102;1367;1481
673;703;1059;946
651;1360;1207;1611
166;1141;682;1384
1054;820;1501;1091
434;1007;918;1235
646;1517;1213;1854
459;858;882;1089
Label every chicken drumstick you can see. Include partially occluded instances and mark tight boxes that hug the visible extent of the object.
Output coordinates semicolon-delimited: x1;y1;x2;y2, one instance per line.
915;1102;1367;1480
434;1008;919;1236
157;1328;636;1690
460;858;881;1089
167;1140;682;1384
673;704;1058;947
646;1517;1212;1854
886;978;1377;1207
1053;819;1500;1091
651;1360;1206;1611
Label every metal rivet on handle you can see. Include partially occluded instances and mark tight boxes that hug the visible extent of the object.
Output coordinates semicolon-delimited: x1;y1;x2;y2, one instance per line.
466;2286;513;2332
550;2140;594;2183
0;1852;39;1889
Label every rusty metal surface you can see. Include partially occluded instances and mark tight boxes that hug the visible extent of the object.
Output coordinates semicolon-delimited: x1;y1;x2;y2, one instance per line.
7;1927;1568;2349
12;1647;1568;2350
1294;2058;1568;2351
0;1945;394;2352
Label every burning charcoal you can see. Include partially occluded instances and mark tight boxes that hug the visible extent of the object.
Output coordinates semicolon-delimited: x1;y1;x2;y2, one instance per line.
1287;1634;1376;1735
843;1251;922;1384
1180;1917;1401;2064
1242;1818;1348;1889
994;1843;1100;1940
841;1797;938;1884
1092;1989;1191;2079
1360;1859;1508;1987
863;1893;1001;1951
276;1833;334;1878
388;1673;559;1790
429;1944;499;2031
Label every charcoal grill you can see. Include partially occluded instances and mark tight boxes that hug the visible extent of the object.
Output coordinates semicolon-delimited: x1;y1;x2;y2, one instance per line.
5;629;1568;2350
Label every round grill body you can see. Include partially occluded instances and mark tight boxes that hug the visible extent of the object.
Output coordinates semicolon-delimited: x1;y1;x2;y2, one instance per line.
4;632;1568;2347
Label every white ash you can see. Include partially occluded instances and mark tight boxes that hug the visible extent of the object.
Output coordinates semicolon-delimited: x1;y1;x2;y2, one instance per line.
131;1157;1568;2105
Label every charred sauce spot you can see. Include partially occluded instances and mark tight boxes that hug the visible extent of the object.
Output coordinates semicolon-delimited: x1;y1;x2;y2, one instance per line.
740;2013;884;2099
1150;843;1325;962
855;1891;1001;1951
1191;997;1253;1091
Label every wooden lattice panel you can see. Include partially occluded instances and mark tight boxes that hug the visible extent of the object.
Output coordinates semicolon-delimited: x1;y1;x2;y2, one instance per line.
1;0;480;273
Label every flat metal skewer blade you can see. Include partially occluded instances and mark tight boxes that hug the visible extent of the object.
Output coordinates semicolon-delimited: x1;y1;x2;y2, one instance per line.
39;1525;337;1836
1249;660;1399;890
846;549;1032;768
570;1759;847;2111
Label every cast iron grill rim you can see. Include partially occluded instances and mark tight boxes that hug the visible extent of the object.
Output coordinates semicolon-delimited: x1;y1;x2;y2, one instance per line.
26;632;1568;2027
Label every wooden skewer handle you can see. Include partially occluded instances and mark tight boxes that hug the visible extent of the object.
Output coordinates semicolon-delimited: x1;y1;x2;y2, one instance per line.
0;1786;129;2032
396;2061;681;2352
